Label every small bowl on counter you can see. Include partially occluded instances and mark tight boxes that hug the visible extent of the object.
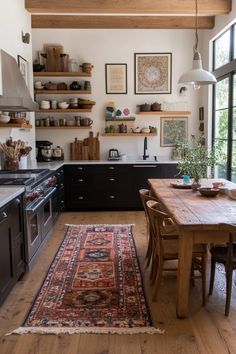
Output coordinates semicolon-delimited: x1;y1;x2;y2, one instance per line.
198;187;220;197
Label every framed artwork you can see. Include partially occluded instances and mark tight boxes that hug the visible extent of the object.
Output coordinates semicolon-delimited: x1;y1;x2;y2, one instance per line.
17;55;28;84
160;117;188;147
105;63;127;94
134;53;172;94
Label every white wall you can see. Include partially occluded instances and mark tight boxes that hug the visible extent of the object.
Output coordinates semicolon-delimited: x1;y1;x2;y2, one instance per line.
0;0;36;163
32;29;201;160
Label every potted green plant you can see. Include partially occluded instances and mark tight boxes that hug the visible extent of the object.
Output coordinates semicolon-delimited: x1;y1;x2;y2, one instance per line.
176;135;219;190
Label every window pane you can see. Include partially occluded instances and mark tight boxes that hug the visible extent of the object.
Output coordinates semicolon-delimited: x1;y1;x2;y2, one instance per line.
215;77;229;110
214;139;228;179
214;29;230;70
233;74;236;106
233;108;236;139
234;25;236;59
215;109;228;139
231;140;236;182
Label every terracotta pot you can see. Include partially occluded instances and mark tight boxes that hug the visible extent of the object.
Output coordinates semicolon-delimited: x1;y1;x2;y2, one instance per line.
137;103;151;112
80;63;94;74
151;102;162;111
4;157;19;171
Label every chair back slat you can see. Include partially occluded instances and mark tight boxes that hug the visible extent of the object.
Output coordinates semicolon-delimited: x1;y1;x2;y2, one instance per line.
146;200;172;260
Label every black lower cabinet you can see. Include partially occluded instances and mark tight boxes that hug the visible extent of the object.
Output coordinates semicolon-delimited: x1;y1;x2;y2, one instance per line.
52;166;65;223
0;195;25;305
65;164;134;210
65;163;177;211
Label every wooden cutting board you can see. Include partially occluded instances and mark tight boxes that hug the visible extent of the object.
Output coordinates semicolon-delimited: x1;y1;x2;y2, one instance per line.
70;133;100;160
71;138;82;160
45;45;64;72
83;132;100;160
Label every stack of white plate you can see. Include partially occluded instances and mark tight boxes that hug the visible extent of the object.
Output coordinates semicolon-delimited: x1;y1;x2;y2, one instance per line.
40;100;50;109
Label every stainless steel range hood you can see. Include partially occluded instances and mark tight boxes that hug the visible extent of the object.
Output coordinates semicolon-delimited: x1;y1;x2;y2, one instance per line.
0;49;38;112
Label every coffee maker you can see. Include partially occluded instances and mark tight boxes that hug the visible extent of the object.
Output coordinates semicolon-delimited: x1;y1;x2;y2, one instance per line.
36;141;53;162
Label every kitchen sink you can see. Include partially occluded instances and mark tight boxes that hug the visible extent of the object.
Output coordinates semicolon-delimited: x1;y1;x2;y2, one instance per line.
135;159;158;162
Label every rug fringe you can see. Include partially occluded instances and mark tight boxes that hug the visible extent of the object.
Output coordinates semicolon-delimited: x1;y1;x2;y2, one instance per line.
6;326;165;336
65;224;135;227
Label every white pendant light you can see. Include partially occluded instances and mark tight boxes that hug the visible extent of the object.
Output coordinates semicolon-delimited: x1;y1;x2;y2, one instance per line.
178;0;216;89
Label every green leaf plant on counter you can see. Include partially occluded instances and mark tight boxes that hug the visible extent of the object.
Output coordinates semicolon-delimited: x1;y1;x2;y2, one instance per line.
176;134;221;186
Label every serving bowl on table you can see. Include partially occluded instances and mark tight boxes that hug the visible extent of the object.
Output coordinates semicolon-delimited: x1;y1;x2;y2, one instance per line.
199;187;220;197
228;189;236;200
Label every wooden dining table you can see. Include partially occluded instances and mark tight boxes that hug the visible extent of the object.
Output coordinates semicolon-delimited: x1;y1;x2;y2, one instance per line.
148;178;236;318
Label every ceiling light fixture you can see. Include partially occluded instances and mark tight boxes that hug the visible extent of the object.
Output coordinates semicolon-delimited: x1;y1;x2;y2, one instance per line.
178;0;216;90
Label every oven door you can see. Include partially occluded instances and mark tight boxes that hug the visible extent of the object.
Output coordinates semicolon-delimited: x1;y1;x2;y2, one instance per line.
25;198;44;262
25;187;56;262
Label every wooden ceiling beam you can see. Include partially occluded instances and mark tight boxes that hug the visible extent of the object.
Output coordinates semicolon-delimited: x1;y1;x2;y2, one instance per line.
26;0;231;15
32;15;215;29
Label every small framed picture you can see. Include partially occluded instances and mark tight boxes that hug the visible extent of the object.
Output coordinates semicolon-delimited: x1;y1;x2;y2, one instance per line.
160;117;188;147
17;55;28;85
105;63;127;94
134;53;172;94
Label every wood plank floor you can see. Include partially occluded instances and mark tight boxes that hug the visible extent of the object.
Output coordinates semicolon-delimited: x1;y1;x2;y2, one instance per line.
1;211;236;354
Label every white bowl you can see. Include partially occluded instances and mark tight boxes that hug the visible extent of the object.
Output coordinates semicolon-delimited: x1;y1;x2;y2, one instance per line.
58;103;69;109
40;104;50;109
141;128;151;133
0;115;10;123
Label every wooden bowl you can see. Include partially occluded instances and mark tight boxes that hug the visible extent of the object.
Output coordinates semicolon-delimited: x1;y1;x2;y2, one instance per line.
199;187;219;197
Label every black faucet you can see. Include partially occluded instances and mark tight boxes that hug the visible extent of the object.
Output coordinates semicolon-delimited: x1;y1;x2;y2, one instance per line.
143;137;149;160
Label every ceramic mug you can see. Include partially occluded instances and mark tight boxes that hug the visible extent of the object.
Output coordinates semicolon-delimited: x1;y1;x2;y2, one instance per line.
80;118;93;126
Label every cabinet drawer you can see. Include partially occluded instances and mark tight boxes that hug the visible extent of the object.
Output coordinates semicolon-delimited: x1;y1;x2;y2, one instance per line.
69;175;93;188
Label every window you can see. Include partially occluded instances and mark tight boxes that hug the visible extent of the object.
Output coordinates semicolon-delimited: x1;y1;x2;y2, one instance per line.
212;24;236;181
213;29;230;70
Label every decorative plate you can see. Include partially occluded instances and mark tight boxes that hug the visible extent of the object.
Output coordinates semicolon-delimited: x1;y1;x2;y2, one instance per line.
170;182;192;189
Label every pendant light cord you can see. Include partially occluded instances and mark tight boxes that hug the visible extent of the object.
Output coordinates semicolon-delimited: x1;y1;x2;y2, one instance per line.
194;0;199;53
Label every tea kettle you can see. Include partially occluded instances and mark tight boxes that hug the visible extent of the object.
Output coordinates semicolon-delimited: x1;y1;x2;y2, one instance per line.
108;149;120;160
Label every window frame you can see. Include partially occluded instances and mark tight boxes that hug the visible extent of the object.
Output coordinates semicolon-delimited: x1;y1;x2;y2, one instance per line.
212;23;236;181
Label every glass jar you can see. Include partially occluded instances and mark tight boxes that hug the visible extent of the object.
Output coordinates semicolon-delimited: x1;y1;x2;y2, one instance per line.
69;59;79;72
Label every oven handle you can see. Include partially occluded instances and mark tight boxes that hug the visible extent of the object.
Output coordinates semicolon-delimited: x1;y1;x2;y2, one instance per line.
26;187;57;214
44;186;57;202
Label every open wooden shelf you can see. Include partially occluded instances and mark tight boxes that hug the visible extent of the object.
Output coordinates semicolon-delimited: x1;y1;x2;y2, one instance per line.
33;71;91;77
105;117;136;122
0;123;32;128
38;108;92;113
36;126;92;130
136;111;191;115
35;89;91;94
102;133;157;136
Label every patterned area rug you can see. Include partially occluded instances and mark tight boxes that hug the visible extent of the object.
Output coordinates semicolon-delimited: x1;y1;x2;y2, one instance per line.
11;224;163;335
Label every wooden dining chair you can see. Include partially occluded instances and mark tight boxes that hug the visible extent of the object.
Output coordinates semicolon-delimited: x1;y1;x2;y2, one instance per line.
139;189;157;268
139;189;178;276
209;223;236;316
146;200;208;304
